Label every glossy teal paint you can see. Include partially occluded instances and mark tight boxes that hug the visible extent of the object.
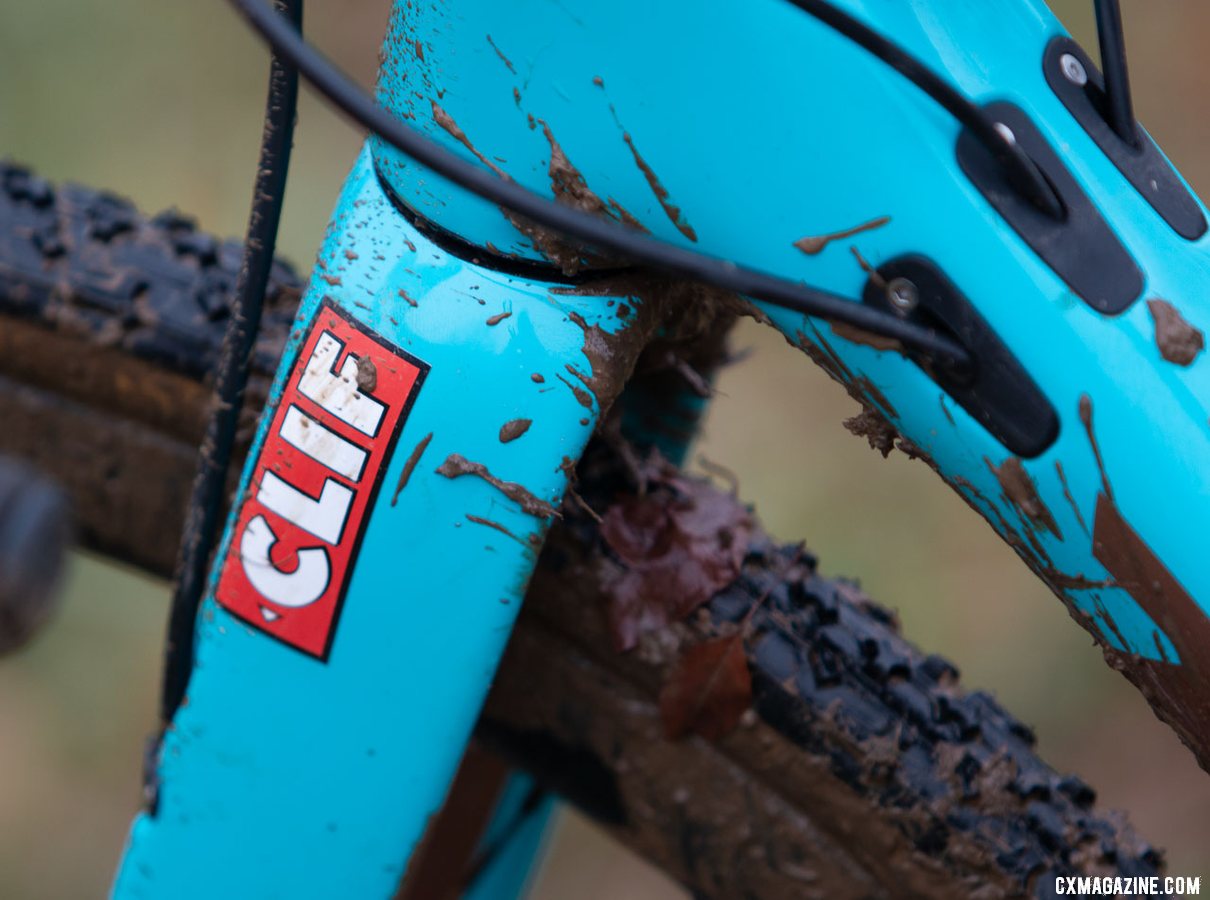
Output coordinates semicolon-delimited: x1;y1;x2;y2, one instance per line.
375;0;1210;664
463;775;556;900
116;0;1210;894
112;147;642;897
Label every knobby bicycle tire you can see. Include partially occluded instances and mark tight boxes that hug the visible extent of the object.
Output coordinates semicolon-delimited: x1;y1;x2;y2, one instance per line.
0;161;1168;898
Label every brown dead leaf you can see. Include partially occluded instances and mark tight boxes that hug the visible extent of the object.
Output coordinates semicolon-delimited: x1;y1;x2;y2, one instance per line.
659;635;752;741
599;457;753;651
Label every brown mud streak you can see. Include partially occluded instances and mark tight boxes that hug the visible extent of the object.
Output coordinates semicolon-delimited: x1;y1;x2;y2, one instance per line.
484;34;516;74
943;472;1108;598
794;215;890;256
829;320;902;353
795;324;910;458
1080;394;1210;772
391;432;434;507
429;100;511;181
498;121;639;275
498;418;531;443
938;396;956;426
465;513;528;547
1054;460;1090;537
539;121;644;260
621;132;698;242
1078;395;1112;497
1146;298;1204;366
437;453;559;519
565;306;641;415
986;456;1061;539
555;373;594;410
541;121;610;221
850;246;887;290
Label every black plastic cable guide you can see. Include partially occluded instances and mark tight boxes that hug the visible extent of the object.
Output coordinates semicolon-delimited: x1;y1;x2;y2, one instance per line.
1044;36;1207;242
862;254;1060;458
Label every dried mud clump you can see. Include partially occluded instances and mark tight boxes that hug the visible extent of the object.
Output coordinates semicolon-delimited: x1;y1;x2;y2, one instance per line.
844;407;897;458
1146;298;1204;366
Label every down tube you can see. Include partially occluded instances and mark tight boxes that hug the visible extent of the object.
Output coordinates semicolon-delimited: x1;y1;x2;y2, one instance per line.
112;146;651;898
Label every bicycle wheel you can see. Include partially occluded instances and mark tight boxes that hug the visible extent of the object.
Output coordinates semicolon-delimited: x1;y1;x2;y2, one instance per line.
0;163;1169;898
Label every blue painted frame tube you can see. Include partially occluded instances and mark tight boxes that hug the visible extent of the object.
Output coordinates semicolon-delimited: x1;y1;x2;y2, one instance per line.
113;147;659;897
372;0;1210;768
462;774;557;900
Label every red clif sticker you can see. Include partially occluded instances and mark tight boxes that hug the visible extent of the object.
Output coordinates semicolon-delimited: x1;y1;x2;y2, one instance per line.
216;300;427;659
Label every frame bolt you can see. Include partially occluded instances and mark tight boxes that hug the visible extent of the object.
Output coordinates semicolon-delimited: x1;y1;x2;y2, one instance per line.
1060;53;1088;86
886;277;919;315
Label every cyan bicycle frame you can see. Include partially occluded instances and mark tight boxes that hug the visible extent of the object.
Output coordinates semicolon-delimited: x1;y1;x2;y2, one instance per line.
114;0;1210;896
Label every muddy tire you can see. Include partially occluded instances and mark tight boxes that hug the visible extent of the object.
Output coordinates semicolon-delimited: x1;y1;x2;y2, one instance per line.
0;162;1167;898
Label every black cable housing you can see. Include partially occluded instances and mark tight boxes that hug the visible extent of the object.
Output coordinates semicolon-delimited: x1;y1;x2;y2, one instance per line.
1092;0;1137;147
161;0;302;721
783;0;1064;219
226;0;977;368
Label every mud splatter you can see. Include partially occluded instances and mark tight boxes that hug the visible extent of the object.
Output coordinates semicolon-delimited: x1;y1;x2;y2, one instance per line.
852;375;898;419
1078;395;1112;497
556;373;595;410
466;513;527;547
398;288;418;308
566;309;625;410
497;121;640;275
1080;393;1210;772
499;418;531;443
355;355;377;394
621;133;698;242
538;121;643;237
541;121;607;212
436;453;558;518
987;456;1061;539
844;408;896;458
1146;298;1203;365
530;373;545;384
939;396;956;426
829;321;902;353
1093;490;1210;768
850;247;887;289
794;216;890;256
430;100;511;180
606;198;648;232
484;34;515;73
1054;461;1089;537
486;311;512;326
391;432;434;507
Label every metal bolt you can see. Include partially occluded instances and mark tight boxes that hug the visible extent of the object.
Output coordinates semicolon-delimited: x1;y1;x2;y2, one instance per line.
885;277;919;315
1059;52;1088;87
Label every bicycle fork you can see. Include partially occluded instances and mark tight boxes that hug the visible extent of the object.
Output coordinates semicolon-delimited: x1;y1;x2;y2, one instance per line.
113;147;665;897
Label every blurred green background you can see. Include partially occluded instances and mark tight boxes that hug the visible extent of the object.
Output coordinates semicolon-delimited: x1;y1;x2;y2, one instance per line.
2;1;1208;896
